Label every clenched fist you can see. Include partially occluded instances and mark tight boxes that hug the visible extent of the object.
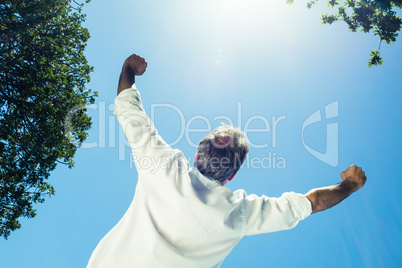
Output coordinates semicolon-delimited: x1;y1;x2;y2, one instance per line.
123;54;148;76
340;164;367;192
117;54;148;95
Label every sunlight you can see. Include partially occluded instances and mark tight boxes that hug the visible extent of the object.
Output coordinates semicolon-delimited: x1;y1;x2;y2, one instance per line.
210;0;286;33
182;0;304;77
188;0;304;56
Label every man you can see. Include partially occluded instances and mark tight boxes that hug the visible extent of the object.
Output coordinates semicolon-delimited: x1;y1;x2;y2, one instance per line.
87;54;367;268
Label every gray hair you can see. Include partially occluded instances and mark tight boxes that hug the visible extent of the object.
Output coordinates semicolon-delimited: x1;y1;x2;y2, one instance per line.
195;125;249;182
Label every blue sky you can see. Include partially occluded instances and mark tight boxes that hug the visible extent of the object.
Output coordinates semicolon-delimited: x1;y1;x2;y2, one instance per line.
1;0;402;267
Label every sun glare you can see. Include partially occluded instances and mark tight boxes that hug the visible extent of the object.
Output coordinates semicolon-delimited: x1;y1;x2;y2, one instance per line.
212;0;283;28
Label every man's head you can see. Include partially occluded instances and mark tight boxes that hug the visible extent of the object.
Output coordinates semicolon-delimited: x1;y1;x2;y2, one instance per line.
195;125;249;184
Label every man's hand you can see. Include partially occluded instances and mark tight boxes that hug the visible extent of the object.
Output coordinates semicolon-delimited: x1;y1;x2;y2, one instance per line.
117;54;147;95
340;164;367;192
123;54;148;76
305;164;367;214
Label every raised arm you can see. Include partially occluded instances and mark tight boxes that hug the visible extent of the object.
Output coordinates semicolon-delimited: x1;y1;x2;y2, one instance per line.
114;54;178;176
117;54;148;95
305;165;367;214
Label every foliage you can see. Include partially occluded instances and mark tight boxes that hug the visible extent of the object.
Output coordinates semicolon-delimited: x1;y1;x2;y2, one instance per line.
286;0;402;67
0;0;96;239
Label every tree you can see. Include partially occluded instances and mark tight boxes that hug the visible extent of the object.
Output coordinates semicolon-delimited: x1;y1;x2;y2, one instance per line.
0;0;97;239
287;0;402;67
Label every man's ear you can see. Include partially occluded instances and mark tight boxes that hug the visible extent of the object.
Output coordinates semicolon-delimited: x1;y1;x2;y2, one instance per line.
194;152;198;163
228;170;238;181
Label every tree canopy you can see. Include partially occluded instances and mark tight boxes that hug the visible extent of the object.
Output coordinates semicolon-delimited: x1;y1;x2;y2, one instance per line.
287;0;402;67
0;0;96;239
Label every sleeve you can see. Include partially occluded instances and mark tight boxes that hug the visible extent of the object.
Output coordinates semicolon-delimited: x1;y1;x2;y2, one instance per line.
241;192;312;236
114;85;176;174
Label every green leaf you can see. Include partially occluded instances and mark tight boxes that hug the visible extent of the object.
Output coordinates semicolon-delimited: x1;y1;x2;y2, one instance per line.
322;13;339;24
368;49;384;67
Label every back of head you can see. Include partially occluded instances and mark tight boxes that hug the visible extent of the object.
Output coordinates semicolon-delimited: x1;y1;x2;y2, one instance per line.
195;125;249;183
